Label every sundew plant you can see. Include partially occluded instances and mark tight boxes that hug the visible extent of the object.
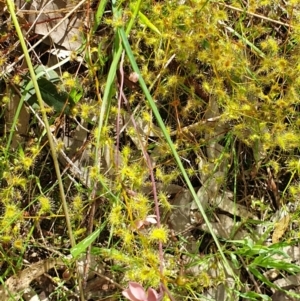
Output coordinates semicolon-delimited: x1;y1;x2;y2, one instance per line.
1;0;300;300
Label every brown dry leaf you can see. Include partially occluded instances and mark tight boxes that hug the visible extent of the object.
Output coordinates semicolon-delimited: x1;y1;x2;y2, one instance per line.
0;258;66;301
16;0;84;51
272;214;290;243
4;93;30;150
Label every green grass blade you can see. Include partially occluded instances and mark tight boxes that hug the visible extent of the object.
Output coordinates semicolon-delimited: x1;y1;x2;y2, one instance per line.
92;0;109;34
94;0;142;171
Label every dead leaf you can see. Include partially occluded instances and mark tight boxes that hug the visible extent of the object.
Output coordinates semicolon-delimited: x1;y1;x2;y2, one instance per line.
5;93;30;150
17;0;84;51
0;258;66;301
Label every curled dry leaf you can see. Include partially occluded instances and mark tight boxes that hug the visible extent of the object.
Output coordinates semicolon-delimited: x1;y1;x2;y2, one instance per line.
135;215;157;230
0;258;67;301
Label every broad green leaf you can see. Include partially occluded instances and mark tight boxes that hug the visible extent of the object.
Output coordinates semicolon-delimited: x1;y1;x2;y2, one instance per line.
71;221;107;259
21;65;77;114
27;77;74;114
34;65;60;82
71;228;101;259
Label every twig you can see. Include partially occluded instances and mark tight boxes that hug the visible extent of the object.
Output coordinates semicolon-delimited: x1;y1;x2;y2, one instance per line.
219;2;292;28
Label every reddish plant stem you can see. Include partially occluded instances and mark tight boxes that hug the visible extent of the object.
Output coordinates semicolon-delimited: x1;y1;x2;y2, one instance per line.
118;57;175;301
